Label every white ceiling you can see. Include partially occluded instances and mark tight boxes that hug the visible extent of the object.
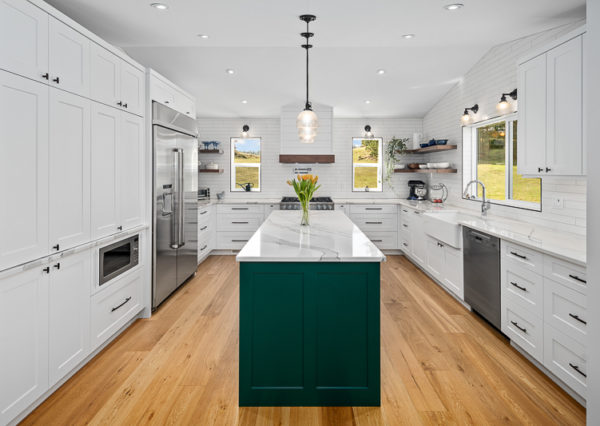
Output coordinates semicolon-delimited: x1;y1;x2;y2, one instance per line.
46;0;585;118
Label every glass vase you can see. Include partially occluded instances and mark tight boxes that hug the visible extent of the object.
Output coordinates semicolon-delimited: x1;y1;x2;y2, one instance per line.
300;202;310;226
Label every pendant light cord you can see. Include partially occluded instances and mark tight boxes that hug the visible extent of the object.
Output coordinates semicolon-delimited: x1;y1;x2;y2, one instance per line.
304;19;311;110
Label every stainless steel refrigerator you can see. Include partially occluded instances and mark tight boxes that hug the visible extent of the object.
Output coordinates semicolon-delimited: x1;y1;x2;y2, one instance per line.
152;102;198;309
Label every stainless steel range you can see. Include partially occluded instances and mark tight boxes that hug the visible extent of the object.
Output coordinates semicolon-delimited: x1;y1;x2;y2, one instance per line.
280;196;334;210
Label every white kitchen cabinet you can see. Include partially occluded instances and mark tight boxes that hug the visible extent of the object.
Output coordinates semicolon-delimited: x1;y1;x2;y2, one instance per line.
426;236;445;280
426;235;464;299
49;88;91;252
0;267;49;425
49;17;90;97
91;102;120;239
0;71;49;271
118;113;145;230
518;33;584;176
149;70;196;118
410;210;427;266
48;250;91;386
90;43;121;109
119;61;145;116
0;0;49;83
198;204;215;263
174;89;196;118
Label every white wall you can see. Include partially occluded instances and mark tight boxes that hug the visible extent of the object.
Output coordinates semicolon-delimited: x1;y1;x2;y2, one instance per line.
197;117;423;200
586;0;600;422
422;21;587;235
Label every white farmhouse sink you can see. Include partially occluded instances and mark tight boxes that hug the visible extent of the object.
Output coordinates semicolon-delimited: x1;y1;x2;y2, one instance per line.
423;211;475;248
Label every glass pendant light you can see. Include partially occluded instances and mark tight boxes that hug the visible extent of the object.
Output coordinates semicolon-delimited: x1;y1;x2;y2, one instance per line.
297;14;318;144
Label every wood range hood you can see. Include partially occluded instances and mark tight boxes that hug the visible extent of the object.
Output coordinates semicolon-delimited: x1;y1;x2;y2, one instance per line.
279;102;335;164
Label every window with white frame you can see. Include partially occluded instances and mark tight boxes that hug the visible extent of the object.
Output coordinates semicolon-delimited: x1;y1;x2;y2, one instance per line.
352;137;383;192
230;137;261;192
463;114;541;210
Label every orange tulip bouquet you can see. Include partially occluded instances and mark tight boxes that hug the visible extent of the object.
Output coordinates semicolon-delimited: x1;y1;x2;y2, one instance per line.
287;174;321;226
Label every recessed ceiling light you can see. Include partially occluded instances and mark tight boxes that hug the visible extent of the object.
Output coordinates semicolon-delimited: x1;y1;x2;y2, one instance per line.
226;69;235;75
241;100;248;104
197;34;209;39
376;69;386;75
150;3;168;10
444;3;464;11
365;100;371;104
402;34;415;39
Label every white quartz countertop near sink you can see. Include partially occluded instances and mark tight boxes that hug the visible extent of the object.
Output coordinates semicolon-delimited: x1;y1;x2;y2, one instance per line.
236;210;386;263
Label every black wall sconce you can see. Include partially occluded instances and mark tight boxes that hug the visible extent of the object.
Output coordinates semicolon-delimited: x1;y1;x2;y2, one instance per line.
364;125;373;138
461;104;479;124
497;89;518;111
241;124;250;138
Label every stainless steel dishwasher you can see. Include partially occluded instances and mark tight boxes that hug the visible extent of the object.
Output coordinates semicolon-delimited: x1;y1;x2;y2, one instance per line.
463;228;501;329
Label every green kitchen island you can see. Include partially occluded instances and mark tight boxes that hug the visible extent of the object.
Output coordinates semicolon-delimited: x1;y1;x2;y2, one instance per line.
236;210;385;406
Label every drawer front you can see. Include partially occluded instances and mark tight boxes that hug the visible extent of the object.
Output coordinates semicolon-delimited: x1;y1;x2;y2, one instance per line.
544;325;587;397
349;204;397;215
544;278;587;343
399;217;411;232
217;231;255;250
503;303;543;361
365;232;398;250
502;258;543;318
198;205;212;220
198;220;213;241
197;235;212;260
543;255;586;295
217;214;263;232
350;214;397;232
217;204;265;215
502;241;543;275
91;271;142;349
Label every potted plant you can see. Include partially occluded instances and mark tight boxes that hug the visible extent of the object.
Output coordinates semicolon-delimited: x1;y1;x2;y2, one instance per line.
384;137;409;187
287;174;321;226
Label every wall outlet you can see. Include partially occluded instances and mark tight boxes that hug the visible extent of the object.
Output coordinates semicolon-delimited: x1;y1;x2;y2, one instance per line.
552;196;564;209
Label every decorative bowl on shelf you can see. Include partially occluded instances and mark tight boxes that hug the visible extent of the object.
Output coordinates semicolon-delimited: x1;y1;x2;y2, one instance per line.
420;143;429;148
427;162;435;169
436;162;450;169
428;139;436;146
435;139;448;145
202;141;212;150
395;164;406;169
407;163;420;169
206;162;219;170
419;164;428;169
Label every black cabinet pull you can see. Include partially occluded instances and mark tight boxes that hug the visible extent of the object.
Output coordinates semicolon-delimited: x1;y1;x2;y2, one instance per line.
510;251;527;260
365;207;382;211
42;73;49;80
403;242;408;247
111;296;132;312
231;207;248;210
117;101;123;106
510;281;527;292
569;313;587;325
437;242;444;248
232;239;248;242
569;363;587;378
371;240;383;243
511;321;527;333
52;76;60;84
53;263;60;270
43;267;50;274
402;224;408;228
200;210;208;215
538;167;543;172
366;221;382;224
545;167;551;172
402;209;409;213
117;226;123;231
232;221;249;224
165;100;170;104
123;103;128;109
200;226;208;231
53;244;60;251
200;245;208;251
568;274;586;284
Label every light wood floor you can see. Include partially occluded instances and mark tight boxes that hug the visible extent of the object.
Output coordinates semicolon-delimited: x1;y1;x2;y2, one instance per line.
23;255;585;425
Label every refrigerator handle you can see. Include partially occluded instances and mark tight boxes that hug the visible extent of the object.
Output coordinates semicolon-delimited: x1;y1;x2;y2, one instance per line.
177;149;185;247
170;149;183;249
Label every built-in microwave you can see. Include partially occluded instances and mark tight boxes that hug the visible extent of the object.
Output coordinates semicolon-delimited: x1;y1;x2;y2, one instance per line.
98;234;139;286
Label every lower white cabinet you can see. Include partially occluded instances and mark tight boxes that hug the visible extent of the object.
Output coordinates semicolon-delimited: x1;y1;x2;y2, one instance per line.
198;204;215;263
426;235;464;299
118;112;144;230
217;231;256;250
409;211;427;265
48;250;91;386
0;267;49;426
364;232;398;250
216;204;264;250
544;324;587;397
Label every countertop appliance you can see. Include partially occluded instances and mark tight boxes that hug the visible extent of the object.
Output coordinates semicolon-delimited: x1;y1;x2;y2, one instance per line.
198;187;210;200
99;234;139;286
463;228;501;329
152;102;199;310
430;183;448;203
407;180;426;200
280;196;334;210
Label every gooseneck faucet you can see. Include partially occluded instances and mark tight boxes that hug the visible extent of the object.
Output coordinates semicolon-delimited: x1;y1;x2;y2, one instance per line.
463;180;491;216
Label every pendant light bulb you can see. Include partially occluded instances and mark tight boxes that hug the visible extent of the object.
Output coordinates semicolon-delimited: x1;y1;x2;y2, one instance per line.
364;125;373;138
497;95;509;111
461;109;470;124
241;124;250;138
297;15;318;144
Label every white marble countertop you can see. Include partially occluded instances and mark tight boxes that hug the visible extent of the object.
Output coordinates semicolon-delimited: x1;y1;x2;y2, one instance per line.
236;210;386;263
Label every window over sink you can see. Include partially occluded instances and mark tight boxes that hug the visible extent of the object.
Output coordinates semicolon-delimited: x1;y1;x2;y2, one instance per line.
352;137;383;192
230;137;261;192
463;114;541;211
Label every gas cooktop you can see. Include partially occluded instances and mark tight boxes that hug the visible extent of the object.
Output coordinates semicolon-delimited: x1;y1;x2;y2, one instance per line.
280;196;334;210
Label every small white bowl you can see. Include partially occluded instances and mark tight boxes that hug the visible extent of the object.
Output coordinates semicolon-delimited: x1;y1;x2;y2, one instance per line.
419;164;428;169
427;162;435;169
395;164;405;169
437;162;450;169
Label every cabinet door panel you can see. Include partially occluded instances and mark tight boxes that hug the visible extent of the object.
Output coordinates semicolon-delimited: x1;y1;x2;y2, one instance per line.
517;54;547;175
91;103;120;239
49;89;91;251
0;71;49;270
119;113;144;229
90;43;120;109
120;62;144;117
0;268;49;425
49;17;90;97
546;36;583;175
49;250;91;386
426;237;444;280
0;0;49;83
410;211;427;266
443;245;464;299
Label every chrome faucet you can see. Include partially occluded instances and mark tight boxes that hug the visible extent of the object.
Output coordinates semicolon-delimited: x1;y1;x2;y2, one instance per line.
463;180;491;216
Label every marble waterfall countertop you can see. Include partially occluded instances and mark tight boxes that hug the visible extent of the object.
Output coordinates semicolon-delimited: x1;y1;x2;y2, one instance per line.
236;210;386;262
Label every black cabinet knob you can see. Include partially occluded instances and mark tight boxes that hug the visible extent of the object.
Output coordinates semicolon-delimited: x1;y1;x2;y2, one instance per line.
545;167;551;172
42;73;49;80
53;263;60;270
117;101;123;106
123;103;128;109
43;267;50;274
52;77;60;84
538;167;543;172
117;225;123;231
52;244;60;251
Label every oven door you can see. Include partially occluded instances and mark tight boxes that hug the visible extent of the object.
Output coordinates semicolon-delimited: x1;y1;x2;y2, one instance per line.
99;235;139;285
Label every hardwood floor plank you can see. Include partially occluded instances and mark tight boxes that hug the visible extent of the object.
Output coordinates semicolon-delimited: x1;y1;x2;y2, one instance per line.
22;255;585;425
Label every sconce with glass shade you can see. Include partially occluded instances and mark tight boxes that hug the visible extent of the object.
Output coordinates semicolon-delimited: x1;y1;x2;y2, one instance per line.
461;104;479;124
241;124;250;138
497;89;517;111
364;125;374;138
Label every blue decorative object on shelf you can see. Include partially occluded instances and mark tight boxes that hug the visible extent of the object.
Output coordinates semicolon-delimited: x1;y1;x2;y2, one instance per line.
428;139;436;146
436;139;448;145
202;141;212;150
420;143;429;148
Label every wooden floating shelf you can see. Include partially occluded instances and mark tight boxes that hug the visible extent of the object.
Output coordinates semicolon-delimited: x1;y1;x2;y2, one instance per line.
403;145;457;154
394;168;457;174
279;154;335;164
198;149;223;154
198;168;224;173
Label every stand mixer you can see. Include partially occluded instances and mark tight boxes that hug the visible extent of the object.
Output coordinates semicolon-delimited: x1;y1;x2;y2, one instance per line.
407;180;427;200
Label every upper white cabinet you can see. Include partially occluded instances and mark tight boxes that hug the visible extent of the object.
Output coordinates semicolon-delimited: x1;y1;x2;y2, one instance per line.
118;113;145;230
120;61;145;116
49;88;91;252
0;267;49;425
0;71;49;271
0;0;49;83
49;16;90;97
149;70;196;119
518;31;584;176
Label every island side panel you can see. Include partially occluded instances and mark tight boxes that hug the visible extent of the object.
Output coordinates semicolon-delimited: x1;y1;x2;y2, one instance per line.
239;262;380;406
